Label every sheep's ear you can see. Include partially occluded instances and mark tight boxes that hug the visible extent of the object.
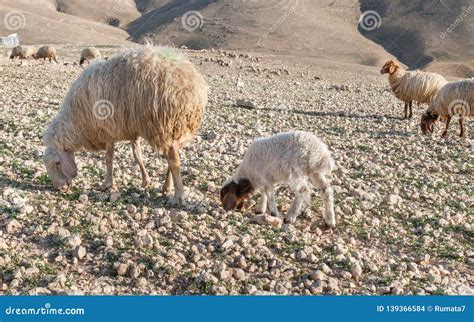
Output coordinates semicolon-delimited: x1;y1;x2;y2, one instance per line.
237;179;253;197
222;192;237;210
59;150;77;179
389;64;395;73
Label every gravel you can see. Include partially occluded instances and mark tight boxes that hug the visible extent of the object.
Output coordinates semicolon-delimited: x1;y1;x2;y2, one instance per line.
0;47;472;295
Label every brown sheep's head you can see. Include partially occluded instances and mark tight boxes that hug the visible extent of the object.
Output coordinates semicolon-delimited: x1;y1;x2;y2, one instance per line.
420;112;439;135
220;178;254;211
43;147;77;190
380;60;399;75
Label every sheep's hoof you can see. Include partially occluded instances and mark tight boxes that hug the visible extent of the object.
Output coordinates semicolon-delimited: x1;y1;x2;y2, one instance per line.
162;183;173;193
168;196;184;208
284;214;297;224
101;181;116;191
323;221;336;230
141;178;152;188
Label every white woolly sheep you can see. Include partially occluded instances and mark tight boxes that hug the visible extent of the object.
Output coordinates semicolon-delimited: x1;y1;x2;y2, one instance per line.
380;60;447;119
80;47;101;66
421;79;473;138
220;131;336;228
43;46;208;205
35;46;58;62
9;46;36;59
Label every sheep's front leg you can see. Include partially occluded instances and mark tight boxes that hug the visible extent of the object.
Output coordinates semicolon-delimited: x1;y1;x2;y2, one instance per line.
255;191;268;214
403;102;408;119
131;140;151;187
442;116;451;138
408;101;413;119
310;174;336;228
101;143;115;190
285;186;310;224
266;187;279;217
166;144;184;207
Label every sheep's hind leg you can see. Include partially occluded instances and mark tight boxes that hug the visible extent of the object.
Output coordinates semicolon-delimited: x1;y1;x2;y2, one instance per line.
459;117;465;137
255;191;268;214
285;186;311;224
101;143;116;190
166;144;185;207
442;116;451;138
310;173;336;229
131;140;151;187
408;101;413;119
403;102;408;119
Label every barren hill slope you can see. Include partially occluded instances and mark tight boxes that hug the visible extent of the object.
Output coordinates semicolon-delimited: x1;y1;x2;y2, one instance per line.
127;0;394;67
359;0;474;77
0;0;133;45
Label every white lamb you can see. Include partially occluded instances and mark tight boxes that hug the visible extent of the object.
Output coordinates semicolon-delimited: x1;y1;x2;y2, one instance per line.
220;131;336;228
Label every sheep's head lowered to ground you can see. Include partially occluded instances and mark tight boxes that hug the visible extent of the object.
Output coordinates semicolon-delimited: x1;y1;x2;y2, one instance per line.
420;112;439;134
43;147;77;189
380;60;399;74
220;179;254;211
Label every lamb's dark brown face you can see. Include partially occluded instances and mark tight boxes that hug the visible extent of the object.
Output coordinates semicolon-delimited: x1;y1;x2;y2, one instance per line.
420;112;439;135
220;179;254;211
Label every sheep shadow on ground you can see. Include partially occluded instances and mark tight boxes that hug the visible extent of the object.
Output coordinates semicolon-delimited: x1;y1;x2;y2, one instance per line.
255;106;402;122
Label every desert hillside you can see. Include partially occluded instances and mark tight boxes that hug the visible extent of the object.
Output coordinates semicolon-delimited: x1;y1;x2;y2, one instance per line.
0;0;132;45
359;0;474;77
1;0;472;76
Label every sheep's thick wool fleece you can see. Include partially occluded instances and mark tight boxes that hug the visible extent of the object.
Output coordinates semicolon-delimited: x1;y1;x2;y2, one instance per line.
428;80;474;116
43;46;208;153
233;131;334;189
390;69;447;104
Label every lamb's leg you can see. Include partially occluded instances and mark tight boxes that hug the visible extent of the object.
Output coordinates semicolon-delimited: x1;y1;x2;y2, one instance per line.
166;144;184;206
442;116;451;138
285;186;311;224
163;167;173;192
310;173;336;228
255;191;268;214
102;143;115;190
408;101;413;119
266;187;279;217
131;140;151;187
459;117;465;137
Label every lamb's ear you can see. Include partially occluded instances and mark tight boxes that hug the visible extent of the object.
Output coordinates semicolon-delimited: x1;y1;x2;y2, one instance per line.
237;179;253;197
59;150;77;178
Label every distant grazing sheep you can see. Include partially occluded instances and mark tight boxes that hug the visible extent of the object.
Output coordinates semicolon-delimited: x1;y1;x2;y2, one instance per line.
43;46;208;205
9;46;36;59
35;46;58;62
80;47;101;66
220;131;336;228
380;60;447;119
421;79;473;138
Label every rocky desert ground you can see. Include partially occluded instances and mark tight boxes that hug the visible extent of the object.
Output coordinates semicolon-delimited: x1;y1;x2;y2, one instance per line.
0;46;472;295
